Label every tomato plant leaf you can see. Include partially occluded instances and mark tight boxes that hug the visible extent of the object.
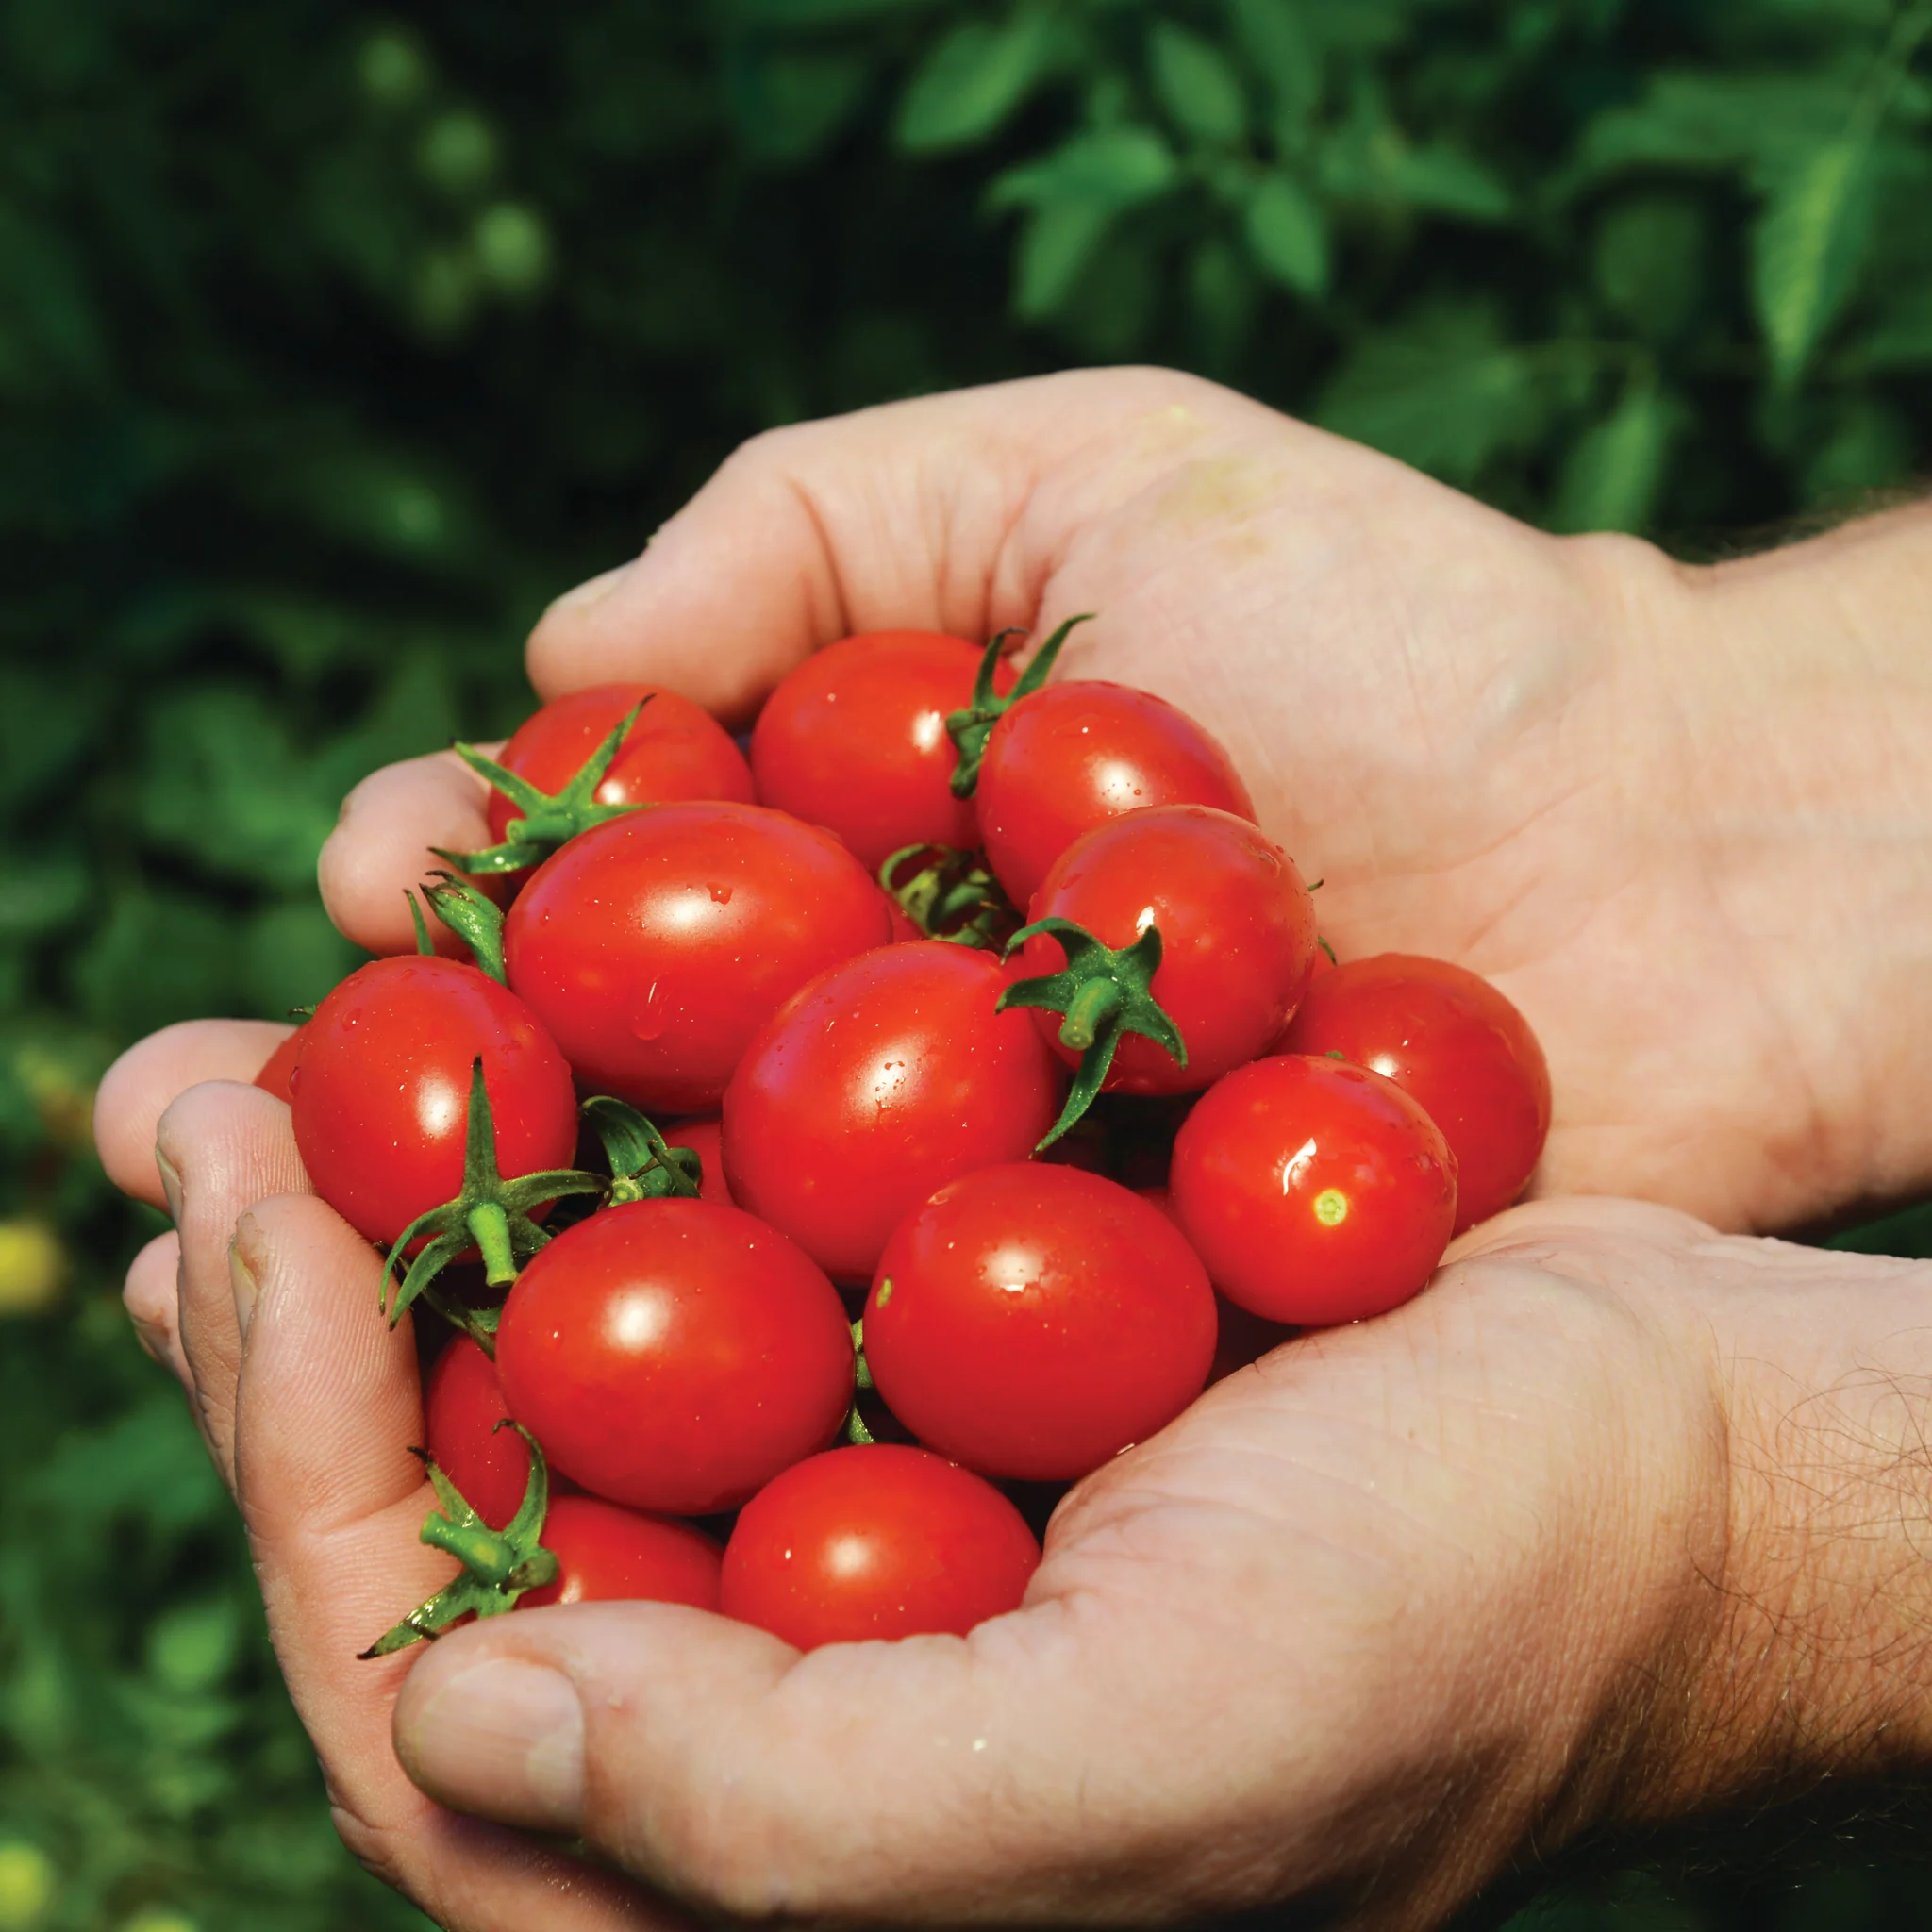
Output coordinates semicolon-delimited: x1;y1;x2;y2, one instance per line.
894;13;1058;154
1751;135;1878;390
1244;171;1330;295
1148;22;1248;147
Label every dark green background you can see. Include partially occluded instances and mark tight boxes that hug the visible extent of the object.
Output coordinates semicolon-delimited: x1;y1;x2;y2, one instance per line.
3;2;1929;1927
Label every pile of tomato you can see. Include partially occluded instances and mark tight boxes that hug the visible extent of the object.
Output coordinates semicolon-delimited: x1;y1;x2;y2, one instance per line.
252;620;1550;1657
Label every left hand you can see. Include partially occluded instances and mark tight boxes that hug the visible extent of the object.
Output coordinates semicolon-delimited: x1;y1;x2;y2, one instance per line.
97;1024;1932;1929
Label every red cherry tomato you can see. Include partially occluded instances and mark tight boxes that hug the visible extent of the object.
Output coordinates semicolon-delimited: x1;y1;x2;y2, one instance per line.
1018;805;1318;1096
723;942;1063;1284
424;1334;549;1530
1169;1055;1457;1325
749;632;1015;871
485;683;754;846
660;1117;734;1206
291;958;578;1247
865;1164;1216;1480
254;1029;302;1104
720;1444;1039;1650
1135;1186;1295;1382
977;680;1257;909
503;802;892;1114
519;1496;723;1611
494;1199;854;1515
1277;955;1550;1232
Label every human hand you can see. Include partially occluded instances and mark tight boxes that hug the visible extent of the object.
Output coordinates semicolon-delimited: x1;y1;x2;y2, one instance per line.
317;368;1932;1235
97;1029;1932;1928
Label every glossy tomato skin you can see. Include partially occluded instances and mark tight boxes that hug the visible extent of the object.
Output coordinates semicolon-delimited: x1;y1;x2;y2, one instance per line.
723;943;1063;1284
254;1030;302;1105
519;1496;723;1611
750;633;1014;871
1277;955;1550;1232
494;1199;854;1515
661;1117;734;1206
291;958;578;1247
1170;1055;1457;1326
485;683;753;845
503;802;893;1114
720;1445;1039;1650
977;681;1257;910
865;1164;1216;1480
424;1334;547;1530
1018;805;1318;1096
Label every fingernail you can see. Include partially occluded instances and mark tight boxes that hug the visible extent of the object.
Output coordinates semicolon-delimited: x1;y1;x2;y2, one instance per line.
156;1149;184;1225
228;1240;258;1343
546;563;628;617
398;1657;584;1829
130;1314;171;1364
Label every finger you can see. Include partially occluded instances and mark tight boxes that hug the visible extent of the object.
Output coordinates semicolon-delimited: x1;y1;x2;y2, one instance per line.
95;1019;294;1207
158;1080;314;1492
230;1195;677;1931
525;368;1257;724
124;1230;191;1389
318;748;496;958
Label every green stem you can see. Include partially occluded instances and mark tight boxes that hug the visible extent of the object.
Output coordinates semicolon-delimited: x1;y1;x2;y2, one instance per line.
421;1515;521;1583
1059;978;1124;1052
467;1202;518;1287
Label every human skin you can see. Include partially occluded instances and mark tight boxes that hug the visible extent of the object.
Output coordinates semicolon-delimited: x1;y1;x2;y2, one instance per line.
94;367;1932;1926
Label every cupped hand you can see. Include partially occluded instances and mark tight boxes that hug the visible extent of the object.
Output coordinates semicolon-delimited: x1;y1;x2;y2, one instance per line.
318;368;1932;1234
96;1027;1932;1929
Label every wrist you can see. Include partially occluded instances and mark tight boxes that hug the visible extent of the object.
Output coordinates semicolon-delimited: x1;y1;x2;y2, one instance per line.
1639;1239;1932;1820
1622;505;1932;1223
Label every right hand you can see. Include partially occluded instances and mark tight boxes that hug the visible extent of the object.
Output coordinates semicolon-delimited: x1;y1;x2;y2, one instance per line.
314;367;1932;1236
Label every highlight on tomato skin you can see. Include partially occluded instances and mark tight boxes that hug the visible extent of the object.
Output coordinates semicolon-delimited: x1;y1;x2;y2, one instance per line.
719;1444;1041;1652
485;682;755;847
863;1163;1218;1481
1277;954;1551;1233
1169;1053;1457;1327
290;956;579;1249
722;941;1064;1285
492;1197;856;1518
500;800;894;1115
518;1496;723;1612
976;677;1258;910
749;631;1015;871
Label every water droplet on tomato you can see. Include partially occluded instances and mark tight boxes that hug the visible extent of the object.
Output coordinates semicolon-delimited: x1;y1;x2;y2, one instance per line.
708;882;733;905
631;980;667;1041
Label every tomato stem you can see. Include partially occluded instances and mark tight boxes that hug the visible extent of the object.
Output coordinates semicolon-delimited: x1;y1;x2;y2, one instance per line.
877;843;1020;952
433;697;656;876
359;1429;558;1657
944;613;1094;799
998;917;1188;1149
467;1202;519;1287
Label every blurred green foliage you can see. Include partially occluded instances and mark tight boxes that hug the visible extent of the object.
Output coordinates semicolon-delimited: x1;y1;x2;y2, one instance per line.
1;1;1928;1927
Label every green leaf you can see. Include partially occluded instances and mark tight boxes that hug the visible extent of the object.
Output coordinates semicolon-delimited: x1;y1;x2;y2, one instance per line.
1592;194;1707;341
728;50;874;163
1571;73;1858;186
1229;0;1320;122
1314;301;1547;487
895;14;1057;154
1390;144;1513;223
1801;394;1913;504
989;127;1177;319
1853;276;1932;370
1148;23;1246;147
1751;136;1876;390
1244;172;1329;295
1549;379;1679;535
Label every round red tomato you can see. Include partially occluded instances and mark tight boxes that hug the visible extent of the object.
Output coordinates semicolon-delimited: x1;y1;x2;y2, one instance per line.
719;1445;1039;1650
977;680;1257;910
291;958;578;1248
723;942;1063;1284
749;632;1015;871
660;1117;734;1206
519;1496;722;1611
494;1199;854;1515
424;1333;551;1530
503;802;892;1114
486;683;753;846
1016;805;1318;1096
254;1029;302;1105
865;1164;1216;1480
1169;1054;1457;1325
1277;955;1549;1232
